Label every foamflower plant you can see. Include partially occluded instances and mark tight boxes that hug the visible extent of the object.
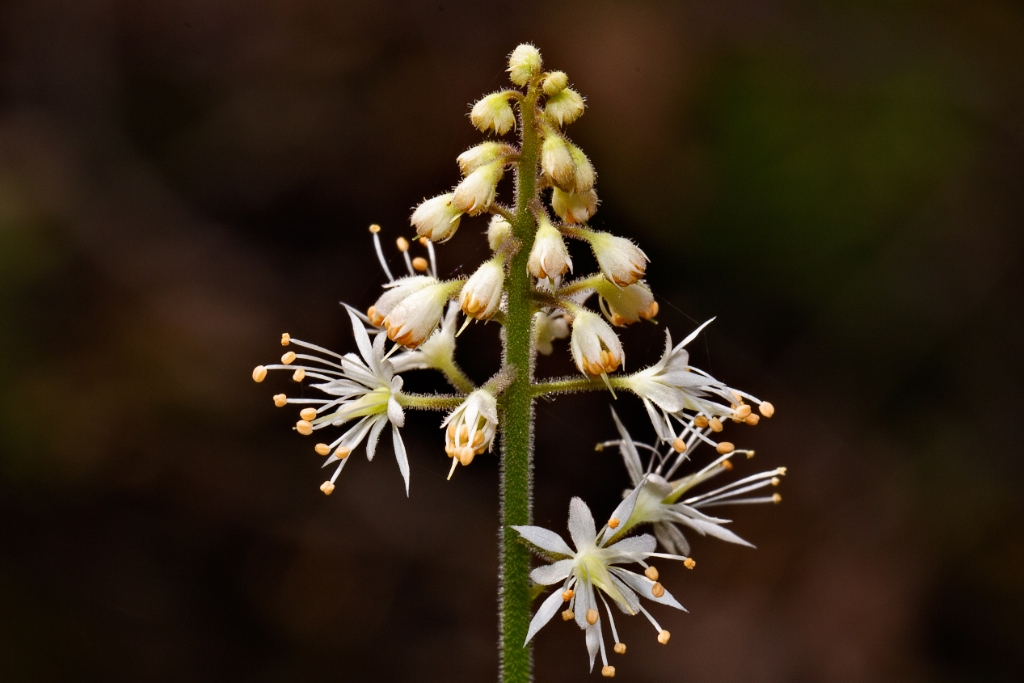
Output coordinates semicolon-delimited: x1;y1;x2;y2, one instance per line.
251;43;786;682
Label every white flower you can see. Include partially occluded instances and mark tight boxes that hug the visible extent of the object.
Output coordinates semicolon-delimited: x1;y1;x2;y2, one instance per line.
460;257;505;320
390;302;460;374
579;230;648;287
551;187;598;224
367;275;437;327
528;217;572;280
512;496;689;675
533;309;570;355
541;135;576;191
621;320;773;439
603;408;785;555
595;280;657;326
508;44;542;86
384;280;460;348
457;142;517;176
487;214;512;251
441;388;498;477
570;310;624;377
411;193;463;243
542;70;568;96
453;160;504;216
545;87;585;126
253;307;412;495
470;92;516;135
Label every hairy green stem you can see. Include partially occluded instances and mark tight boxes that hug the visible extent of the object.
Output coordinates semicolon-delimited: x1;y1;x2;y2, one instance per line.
499;80;541;683
531;376;631;397
395;393;465;411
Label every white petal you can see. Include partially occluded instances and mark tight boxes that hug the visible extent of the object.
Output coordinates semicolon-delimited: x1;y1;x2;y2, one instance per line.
653;522;690;556
601;534;657;564
574;579;593;630
510;526;574;557
530;559;574;586
678;317;715;349
387;394;405;428
345;305;376;367
610;408;643;485
599;478;646;546
585;620;601;672
610;567;686;611
524;589;565;645
365;416;387;461
568;497;597;551
392;424;410;496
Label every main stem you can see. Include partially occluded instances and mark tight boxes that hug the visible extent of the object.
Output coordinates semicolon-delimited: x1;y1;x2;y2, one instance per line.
499;83;540;683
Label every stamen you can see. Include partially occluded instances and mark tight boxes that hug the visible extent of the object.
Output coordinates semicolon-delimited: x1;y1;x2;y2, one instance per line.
396;237;410;252
252;366;268;382
369;224;395;282
412;257;429;272
281;351;297;365
657;630;671;645
296;420;313;436
562;589;574;601
772;493;782;503
292;368;306;382
734;404;751;419
644;566;659;581
447;457;459;480
745;413;760;426
561;609;575;621
716;442;735;454
672;438;687;453
457;448;476;466
281;333;291;346
747;450;756;459
273;394;287;407
771;477;780;486
586;608;599;625
758;401;775;418
369;224;381;233
777;467;787;475
602;665;616;678
613;643;626;654
334;447;350;460
315;443;331;456
683;557;696;569
721;460;733;470
694;415;709;428
320;481;335;495
300;408;317;421
607;517;620;529
471;431;485;448
651;582;665;598
709;417;723;433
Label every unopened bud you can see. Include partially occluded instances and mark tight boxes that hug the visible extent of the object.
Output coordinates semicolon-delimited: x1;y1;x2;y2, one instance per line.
470;92;516;135
453;161;504;216
568;144;595;193
583;230;648;287
508;44;542;85
543;70;568;95
545;87;585;126
460;258;505;320
551;188;598;224
528;217;572;279
487;215;512;251
541;135;576;191
411;193;463;242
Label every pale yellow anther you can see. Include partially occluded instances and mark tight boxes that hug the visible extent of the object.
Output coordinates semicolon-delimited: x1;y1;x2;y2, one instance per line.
594;444;605;452
747;450;756;459
644;566;659;581
369;224;381;234
412;257;429;272
457;448;476;466
710;417;723;432
613;642;626;655
721;459;733;470
771;477;780;486
735;404;752;419
601;665;616;678
672;438;687;453
561;589;574;601
561;609;575;621
772;493;782;503
296;420;313;436
459;425;469;442
745;413;761;426
300;408;317;421
445;443;455;457
273;394;287;407
472;431;485;448
252;366;268;383
759;401;775;418
651;582;665;598
335;447;350;460
657;630;671;645
777;467;787;475
683;557;696;570
607;517;620;529
281;351;297;365
315;443;331;456
396;236;410;252
418;237;429;246
586;608;599;625
292;368;306;382
716;442;735;455
694;415;709;428
446;422;457;439
320;481;335;495
281;333;291;346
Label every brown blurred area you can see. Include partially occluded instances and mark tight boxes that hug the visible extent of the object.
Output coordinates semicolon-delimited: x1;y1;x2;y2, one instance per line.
1;1;1022;681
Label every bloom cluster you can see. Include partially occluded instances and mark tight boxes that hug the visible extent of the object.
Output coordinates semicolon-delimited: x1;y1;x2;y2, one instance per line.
251;44;784;679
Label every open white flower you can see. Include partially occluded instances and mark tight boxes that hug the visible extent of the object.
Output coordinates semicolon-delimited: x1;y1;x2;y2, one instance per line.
570;309;624;378
513;496;689;676
441;388;498;478
252;307;411;495
603;409;785;555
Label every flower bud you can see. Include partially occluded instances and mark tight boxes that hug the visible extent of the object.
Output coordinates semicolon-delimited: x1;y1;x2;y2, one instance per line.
542;71;568;96
533;310;570;355
528;217;572;280
570;309;624;377
595;280;657;326
411;193;463;242
384;281;459;348
544;88;585;126
551;188;598;224
442;389;499;474
457;142;516;177
568;144;595;193
487;215;512;251
541;135;576;191
508;44;542;86
453;161;504;216
585;231;648;287
470;92;516;135
368;275;437;327
459;258;505;320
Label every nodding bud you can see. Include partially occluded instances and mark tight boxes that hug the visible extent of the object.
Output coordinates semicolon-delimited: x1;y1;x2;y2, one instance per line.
541;135;576;191
545;87;585;126
533;310;570;355
528;217;572;280
459;258;505;320
568;144;595;193
584;231;648;287
487;215;512;251
384;281;459;348
411;193;463;242
470;91;516;135
570;309;624;377
453;161;504;216
457;142;516;177
595;279;656;326
543;70;568;96
551;187;598;224
368;275;438;327
508;44;542;85
442;389;499;473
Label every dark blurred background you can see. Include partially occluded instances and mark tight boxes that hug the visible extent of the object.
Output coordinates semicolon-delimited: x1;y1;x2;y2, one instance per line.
2;1;1022;681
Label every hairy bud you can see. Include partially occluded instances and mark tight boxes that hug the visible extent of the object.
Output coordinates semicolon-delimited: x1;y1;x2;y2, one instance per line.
508;44;542;86
552;188;599;224
411;193;462;242
545;88;585;126
471;92;516;135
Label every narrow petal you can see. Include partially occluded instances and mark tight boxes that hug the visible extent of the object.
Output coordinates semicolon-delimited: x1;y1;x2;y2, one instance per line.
610;567;686;611
599;479;647;546
365;416;387;461
530;559;574;586
678;317;715;350
524;589;566;645
345;305;376;367
585;621;601;672
392;424;410;496
568;497;597;551
611;408;644;485
601;534;657;564
654;522;690;556
510;526;574;557
387;394;405;428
